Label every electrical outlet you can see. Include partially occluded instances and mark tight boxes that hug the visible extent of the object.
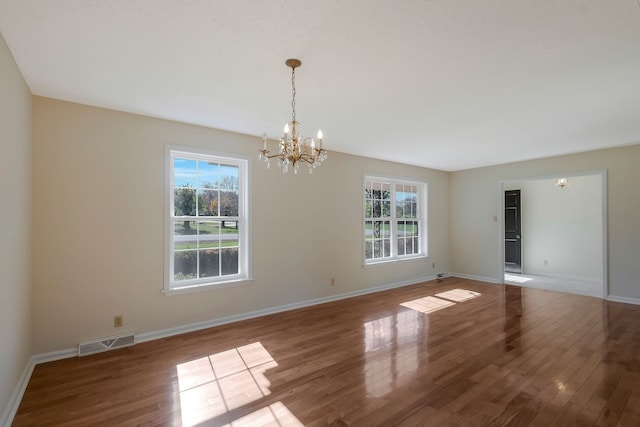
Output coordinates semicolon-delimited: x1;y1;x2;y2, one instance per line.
114;315;123;328
331;278;335;286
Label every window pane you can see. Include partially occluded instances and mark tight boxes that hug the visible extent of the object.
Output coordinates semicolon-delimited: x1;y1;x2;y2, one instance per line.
373;200;381;218
382;183;391;200
220;190;239;216
219;164;239;190
198;161;218;189
174;158;197;188
409;221;418;237
380;221;391;238
382;200;391;218
174;250;197;281
372;221;382;239
399;221;416;238
405;237;414;255
365;199;372;218
397;238;406;256
221;248;239;275
365;221;374;241
199;249;220;278
396;189;405;217
174;220;197;238
383;240;391;257
397;220;404;237
365;241;373;259
198;189;218;216
174;187;196;216
199;221;220;249
221;221;239;247
373;240;382;259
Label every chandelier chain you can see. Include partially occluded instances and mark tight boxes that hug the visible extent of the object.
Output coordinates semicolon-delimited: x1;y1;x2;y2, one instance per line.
291;66;296;124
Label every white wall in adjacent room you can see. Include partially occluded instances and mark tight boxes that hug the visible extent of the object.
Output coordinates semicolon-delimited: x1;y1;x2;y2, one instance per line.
505;175;602;282
522;176;601;281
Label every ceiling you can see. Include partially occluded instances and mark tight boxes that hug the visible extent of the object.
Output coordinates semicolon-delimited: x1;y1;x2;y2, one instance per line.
1;1;639;171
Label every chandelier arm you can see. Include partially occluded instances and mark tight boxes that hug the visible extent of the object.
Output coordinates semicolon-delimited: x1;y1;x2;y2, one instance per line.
260;150;286;160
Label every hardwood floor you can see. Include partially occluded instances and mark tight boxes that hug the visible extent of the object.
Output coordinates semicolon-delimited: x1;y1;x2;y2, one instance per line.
13;278;640;426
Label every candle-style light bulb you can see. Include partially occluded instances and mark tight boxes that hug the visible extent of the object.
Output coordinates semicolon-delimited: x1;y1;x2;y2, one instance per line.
283;124;290;148
262;133;267;151
317;129;323;149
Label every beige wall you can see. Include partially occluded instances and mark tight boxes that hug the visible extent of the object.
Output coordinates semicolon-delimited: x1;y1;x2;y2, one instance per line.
511;175;602;282
31;97;450;354
450;145;640;299
0;32;32;419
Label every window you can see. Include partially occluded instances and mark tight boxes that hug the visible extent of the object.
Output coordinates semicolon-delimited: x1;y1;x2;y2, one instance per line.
166;148;250;292
364;176;426;264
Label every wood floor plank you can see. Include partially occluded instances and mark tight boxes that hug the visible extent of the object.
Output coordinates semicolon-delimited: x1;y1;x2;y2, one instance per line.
12;279;640;426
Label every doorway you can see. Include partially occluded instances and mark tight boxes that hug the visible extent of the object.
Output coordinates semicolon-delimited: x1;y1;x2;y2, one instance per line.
500;171;607;299
504;189;521;273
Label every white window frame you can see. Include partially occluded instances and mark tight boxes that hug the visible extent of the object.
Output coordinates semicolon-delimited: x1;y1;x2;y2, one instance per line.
363;175;427;265
164;146;252;294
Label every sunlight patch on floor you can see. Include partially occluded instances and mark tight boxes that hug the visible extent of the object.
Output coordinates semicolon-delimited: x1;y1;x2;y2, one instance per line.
176;342;301;426
435;288;482;302
400;289;482;315
400;296;455;314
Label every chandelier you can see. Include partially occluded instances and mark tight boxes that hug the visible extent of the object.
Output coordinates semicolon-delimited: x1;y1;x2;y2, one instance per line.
259;58;327;174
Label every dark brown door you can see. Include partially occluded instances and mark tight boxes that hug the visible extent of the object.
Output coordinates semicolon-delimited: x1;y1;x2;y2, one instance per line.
504;190;521;273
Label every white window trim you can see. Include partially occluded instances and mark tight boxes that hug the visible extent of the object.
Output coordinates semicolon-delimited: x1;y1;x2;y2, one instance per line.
164;145;253;294
363;174;428;266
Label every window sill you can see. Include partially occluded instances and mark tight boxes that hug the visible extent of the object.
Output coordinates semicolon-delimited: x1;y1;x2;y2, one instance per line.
163;277;255;296
363;254;427;268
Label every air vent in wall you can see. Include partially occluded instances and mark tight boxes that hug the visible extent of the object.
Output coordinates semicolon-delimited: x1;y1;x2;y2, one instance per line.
78;332;135;356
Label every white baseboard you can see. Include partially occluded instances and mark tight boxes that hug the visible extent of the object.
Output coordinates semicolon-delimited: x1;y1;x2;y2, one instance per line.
524;270;601;284
33;348;78;364
449;272;502;284
0;357;35;427
607;295;640;306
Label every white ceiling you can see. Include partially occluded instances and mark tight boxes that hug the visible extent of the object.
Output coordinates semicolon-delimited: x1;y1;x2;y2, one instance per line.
1;1;639;171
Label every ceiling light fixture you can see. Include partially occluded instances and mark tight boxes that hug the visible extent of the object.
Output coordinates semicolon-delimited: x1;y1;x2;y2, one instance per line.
555;177;568;189
259;59;326;174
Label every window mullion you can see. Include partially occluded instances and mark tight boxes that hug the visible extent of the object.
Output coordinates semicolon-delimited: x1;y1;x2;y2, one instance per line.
196;219;201;279
390;187;396;258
